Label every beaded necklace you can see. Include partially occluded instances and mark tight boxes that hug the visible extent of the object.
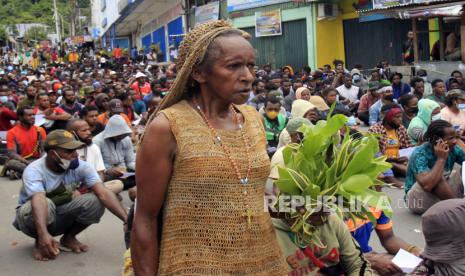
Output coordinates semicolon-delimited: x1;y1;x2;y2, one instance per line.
192;98;254;228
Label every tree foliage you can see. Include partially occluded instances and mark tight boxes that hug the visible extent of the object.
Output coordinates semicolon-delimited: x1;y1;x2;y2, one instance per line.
0;0;90;37
24;26;49;42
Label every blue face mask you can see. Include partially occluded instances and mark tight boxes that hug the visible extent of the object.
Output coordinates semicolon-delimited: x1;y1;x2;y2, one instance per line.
0;96;8;103
458;103;465;110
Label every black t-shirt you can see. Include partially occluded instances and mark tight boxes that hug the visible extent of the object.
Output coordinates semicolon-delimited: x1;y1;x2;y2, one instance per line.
91;123;105;137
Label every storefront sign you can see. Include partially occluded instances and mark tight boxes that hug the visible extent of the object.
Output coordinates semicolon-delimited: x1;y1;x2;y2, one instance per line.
372;0;412;9
228;0;289;12
195;2;220;26
255;9;282;37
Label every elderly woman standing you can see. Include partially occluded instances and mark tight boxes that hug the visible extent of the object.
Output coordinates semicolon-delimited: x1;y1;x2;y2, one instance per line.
131;21;287;275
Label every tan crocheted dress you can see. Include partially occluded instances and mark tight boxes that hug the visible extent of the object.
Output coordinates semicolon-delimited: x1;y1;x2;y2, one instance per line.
158;100;287;275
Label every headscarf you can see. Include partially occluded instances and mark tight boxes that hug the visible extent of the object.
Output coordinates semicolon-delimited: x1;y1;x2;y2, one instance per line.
309;96;330;112
291;99;316;119
384;108;402;122
295;87;310;100
140;21;249;142
153;20;248;116
282;65;294;76
407;99;440;145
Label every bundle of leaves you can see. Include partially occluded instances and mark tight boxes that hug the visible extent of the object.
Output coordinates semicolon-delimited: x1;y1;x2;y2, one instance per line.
274;113;393;247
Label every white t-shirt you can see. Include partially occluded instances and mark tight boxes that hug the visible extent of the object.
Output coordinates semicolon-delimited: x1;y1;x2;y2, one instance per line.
336;85;360;103
77;144;106;173
440;107;465;131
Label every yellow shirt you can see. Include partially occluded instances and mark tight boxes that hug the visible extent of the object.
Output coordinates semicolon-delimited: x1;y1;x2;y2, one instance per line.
385;129;400;158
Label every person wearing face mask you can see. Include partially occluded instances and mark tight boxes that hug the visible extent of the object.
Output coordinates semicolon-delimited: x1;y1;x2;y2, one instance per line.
262;96;287;156
368;86;396;126
408;99;441;145
405;120;465;214
13;129;128;261
93;115;136;190
398;94;419;129
262;96;288;156
439;90;465;134
369;104;413;188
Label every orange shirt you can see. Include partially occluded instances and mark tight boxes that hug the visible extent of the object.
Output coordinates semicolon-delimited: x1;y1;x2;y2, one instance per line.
97;112;132;127
7;124;46;158
113;48;123;59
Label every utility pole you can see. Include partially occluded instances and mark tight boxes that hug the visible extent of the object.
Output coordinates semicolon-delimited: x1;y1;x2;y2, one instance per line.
53;0;62;43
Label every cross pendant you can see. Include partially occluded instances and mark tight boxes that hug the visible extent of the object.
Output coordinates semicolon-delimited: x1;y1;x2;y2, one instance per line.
243;209;254;228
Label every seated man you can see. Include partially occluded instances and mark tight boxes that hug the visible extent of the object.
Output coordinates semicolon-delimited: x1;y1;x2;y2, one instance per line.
66;119;124;196
405;120;465;214
97;98;131;127
33;92;72;132
4;106;46;179
13;130;127;261
93;115;135;190
368;104;412;188
347;208;421;276
79;105;105;137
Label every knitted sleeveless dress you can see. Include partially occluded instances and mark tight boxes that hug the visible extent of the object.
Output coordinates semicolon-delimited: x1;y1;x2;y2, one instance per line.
158;100;287;275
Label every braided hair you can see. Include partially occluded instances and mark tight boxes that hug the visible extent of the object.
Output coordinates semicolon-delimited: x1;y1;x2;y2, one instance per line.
423;119;452;144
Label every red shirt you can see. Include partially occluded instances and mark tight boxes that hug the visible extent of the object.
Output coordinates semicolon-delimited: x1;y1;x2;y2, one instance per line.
130;82;151;100
7;124;46;158
32;106;65;115
0;107;17;131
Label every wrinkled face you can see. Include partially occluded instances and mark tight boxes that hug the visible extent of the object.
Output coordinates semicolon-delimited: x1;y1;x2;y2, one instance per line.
84;110;99;127
193;35;256;105
433;81;446;96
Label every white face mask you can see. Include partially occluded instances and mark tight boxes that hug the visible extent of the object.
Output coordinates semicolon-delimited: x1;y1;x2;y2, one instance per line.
54;150;71;170
432;114;442;121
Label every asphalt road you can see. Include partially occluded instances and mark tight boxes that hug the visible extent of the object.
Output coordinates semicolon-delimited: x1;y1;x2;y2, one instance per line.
0;178;425;276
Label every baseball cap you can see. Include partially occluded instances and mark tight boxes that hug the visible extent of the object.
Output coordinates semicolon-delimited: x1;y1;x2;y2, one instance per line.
135;72;147;79
45;130;84;150
109;99;124;113
446;89;465;100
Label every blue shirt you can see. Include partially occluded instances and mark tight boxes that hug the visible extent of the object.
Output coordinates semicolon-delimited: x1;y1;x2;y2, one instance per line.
18;156;100;206
405;143;465;194
348;209;392;253
133;100;147;115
